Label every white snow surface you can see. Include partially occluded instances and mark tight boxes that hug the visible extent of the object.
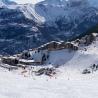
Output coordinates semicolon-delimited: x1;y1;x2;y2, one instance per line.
0;67;98;98
1;38;98;98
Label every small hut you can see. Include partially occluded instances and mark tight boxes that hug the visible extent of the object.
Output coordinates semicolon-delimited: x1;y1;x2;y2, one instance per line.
1;56;19;66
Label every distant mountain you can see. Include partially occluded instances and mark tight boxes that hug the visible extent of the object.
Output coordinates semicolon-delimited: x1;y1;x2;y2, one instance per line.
0;0;98;54
0;0;16;7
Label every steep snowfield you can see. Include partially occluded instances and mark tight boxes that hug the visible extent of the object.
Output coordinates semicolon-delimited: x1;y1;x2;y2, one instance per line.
20;4;45;23
1;37;98;98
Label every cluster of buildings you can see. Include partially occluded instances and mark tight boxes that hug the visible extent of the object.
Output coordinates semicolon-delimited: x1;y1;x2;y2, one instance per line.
1;33;97;68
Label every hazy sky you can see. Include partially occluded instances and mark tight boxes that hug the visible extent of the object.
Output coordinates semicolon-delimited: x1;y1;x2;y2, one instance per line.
9;0;44;4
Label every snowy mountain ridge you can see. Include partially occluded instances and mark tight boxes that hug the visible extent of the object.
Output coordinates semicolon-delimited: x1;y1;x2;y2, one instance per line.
2;0;98;23
14;0;89;23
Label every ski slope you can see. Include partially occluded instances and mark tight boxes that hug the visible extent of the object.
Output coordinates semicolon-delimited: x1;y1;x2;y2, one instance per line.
1;35;98;98
0;66;98;98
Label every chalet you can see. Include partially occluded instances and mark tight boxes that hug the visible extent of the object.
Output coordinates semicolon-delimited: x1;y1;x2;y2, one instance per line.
74;39;80;45
38;41;60;51
21;50;31;59
73;45;78;50
57;41;66;49
64;42;78;50
65;42;74;49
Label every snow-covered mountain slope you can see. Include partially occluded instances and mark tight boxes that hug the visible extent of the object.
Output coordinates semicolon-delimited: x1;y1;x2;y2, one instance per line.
1;35;98;98
1;0;98;54
19;4;45;23
34;0;87;22
46;38;98;71
18;0;91;23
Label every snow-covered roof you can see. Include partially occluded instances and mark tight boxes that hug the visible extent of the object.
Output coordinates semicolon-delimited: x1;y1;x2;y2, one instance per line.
19;59;35;63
